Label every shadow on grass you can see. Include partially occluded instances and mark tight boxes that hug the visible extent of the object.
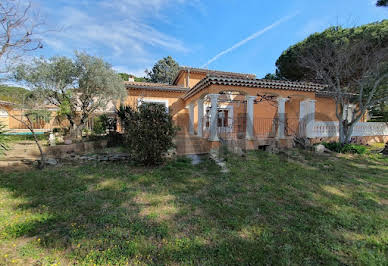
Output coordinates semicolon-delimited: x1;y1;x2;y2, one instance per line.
0;151;387;264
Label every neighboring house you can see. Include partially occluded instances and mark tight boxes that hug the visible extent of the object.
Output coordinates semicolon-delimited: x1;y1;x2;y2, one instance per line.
125;67;387;154
0;100;61;132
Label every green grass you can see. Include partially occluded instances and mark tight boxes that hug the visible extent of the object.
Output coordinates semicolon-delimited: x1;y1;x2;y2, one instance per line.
0;148;387;265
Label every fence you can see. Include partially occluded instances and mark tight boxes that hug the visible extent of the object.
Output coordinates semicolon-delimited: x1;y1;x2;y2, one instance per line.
307;121;388;138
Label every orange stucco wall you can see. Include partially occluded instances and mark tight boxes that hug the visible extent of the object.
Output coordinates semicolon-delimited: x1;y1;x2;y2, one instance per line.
124;84;342;137
315;97;337;121
0;103;62;130
175;72;206;88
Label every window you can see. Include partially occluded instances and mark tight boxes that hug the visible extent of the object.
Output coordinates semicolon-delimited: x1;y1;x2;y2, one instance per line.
138;99;169;112
0;109;8;117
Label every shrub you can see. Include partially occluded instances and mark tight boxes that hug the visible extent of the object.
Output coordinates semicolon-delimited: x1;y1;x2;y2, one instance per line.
118;103;177;165
322;142;367;154
93;116;106;135
93;114;117;135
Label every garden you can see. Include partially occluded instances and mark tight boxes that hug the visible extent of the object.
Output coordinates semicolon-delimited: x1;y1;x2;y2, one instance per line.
0;144;387;265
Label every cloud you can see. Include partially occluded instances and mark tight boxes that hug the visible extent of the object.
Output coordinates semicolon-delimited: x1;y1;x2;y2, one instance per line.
40;0;197;68
201;13;300;68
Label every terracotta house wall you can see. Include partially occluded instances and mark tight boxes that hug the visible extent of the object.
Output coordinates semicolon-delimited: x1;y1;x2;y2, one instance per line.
124;84;349;137
8;109;60;130
175;72;206;88
315;97;337;121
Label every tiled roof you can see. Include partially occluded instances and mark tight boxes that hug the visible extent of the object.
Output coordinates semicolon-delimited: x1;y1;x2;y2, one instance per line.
173;67;256;85
125;81;188;92
0;100;14;106
183;75;327;100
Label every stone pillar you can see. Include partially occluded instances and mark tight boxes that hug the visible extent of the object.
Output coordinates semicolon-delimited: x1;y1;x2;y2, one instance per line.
208;94;220;141
277;97;289;139
197;98;204;137
188;102;195;135
246;96;256;140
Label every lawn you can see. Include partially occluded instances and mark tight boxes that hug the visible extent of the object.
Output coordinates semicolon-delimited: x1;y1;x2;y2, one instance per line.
0;148;387;265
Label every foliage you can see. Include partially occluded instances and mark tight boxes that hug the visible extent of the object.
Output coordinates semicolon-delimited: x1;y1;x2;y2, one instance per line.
145;56;179;84
377;0;387;6
0;122;8;154
276;21;388;143
92;114;116;135
275;20;388;81
92;116;105;135
0;148;387;264
322;142;367;154
0;85;31;103
263;73;282;80
119;103;177;165
14;52;126;138
118;73;147;82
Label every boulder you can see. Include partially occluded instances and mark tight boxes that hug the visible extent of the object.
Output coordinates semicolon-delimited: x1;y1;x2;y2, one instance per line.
315;144;326;154
45;158;58;165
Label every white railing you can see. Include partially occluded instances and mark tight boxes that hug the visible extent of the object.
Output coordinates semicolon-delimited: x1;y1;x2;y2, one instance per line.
307;121;388;138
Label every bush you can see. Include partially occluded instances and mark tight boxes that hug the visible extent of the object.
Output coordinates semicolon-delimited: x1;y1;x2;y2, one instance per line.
93;114;117;135
322;142;367;154
118;103;177;165
93;116;106;135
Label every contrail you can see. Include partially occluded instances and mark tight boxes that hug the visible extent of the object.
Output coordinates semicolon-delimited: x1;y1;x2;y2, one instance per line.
201;13;300;68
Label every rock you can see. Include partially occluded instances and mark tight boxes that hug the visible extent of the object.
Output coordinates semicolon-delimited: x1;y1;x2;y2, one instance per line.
45;158;58;165
315;144;325;154
64;139;72;145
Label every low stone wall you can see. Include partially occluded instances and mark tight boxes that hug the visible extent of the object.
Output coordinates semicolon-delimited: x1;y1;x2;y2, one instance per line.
47;140;108;158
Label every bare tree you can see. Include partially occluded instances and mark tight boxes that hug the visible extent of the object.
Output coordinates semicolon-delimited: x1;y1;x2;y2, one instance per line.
297;33;388;144
0;0;43;72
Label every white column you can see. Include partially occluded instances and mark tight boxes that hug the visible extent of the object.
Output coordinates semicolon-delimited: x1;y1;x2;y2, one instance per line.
277;97;289;139
188;102;195;135
300;99;316;138
208;94;220;141
197;98;204;137
246;96;256;140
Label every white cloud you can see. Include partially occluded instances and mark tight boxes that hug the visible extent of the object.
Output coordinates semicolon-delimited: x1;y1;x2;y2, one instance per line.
40;0;199;68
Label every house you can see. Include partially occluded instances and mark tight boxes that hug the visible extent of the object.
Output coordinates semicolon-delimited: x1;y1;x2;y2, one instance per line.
0;100;61;133
124;67;387;155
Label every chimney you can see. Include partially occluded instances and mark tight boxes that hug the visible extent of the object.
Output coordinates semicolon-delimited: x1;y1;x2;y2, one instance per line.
128;77;134;82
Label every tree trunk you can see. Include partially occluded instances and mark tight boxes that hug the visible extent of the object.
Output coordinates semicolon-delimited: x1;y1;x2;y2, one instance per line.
339;119;354;144
7;112;46;169
381;142;388;155
26;116;46;169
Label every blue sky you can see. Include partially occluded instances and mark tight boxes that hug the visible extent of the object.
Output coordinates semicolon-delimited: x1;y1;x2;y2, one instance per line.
34;0;387;78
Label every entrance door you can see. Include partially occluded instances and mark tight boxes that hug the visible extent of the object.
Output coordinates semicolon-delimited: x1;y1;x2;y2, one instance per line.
204;106;233;133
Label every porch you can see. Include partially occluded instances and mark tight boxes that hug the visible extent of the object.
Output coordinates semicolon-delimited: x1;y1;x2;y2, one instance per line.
179;91;388;154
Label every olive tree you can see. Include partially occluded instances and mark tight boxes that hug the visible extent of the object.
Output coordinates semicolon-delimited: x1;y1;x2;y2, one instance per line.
14;52;126;139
